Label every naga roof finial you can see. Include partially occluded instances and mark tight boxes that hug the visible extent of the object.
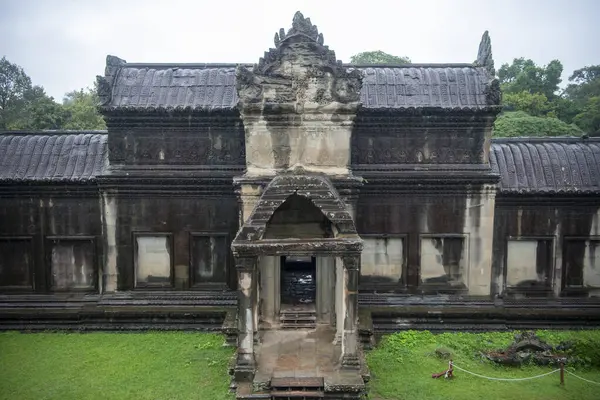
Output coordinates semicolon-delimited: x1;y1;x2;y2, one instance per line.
476;31;495;76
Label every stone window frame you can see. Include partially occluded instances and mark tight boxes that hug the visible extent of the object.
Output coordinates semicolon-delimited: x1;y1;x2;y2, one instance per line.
561;236;600;296
417;233;470;293
503;236;555;295
0;236;35;292
132;232;174;290
358;233;408;292
188;232;230;290
45;235;98;293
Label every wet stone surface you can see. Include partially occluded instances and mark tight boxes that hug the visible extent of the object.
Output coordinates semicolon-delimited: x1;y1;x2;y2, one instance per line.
254;326;365;391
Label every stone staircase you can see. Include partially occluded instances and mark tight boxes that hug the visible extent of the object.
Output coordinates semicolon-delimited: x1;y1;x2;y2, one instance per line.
270;377;324;399
279;305;316;329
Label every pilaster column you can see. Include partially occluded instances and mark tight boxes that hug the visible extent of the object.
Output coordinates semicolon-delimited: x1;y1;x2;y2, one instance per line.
234;256;258;381
341;255;360;369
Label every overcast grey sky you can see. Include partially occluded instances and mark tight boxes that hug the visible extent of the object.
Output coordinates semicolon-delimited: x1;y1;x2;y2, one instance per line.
1;0;598;101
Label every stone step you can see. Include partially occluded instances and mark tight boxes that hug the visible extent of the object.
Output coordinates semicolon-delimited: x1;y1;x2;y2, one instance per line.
270;377;325;399
270;389;324;399
271;377;324;390
279;309;316;316
236;393;271;399
280;323;316;329
279;314;316;322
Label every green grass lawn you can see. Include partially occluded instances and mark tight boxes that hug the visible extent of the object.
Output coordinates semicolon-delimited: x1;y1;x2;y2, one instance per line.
0;332;234;400
367;330;600;400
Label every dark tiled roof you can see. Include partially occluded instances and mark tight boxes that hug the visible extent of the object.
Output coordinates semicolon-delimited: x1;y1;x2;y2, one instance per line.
356;66;490;110
108;66;239;111
2;132;598;194
0;132;108;183
104;63;493;111
490;138;600;194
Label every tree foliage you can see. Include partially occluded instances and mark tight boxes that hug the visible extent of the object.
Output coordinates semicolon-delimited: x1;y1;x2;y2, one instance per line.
0;56;33;129
493;111;582;137
502;91;552;117
62;87;106;130
497;58;600;135
498;58;563;100
0;56;105;131
573;96;600;134
350;51;411;65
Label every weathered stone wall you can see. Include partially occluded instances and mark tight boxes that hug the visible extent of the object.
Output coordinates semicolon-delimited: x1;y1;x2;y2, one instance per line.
106;118;245;166
0;190;101;293
102;193;239;291
351;113;495;167
356;185;495;295
492;200;600;298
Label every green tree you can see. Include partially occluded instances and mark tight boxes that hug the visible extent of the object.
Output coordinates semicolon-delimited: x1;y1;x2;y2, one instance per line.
564;65;600;101
573;97;600;134
350;51;411;65
62;86;106;130
0;56;32;129
493;111;582;137
498;58;563;100
12;86;68;130
502;91;552;116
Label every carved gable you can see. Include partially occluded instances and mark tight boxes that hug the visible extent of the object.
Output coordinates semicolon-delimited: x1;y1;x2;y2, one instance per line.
236;12;363;176
237;12;362;112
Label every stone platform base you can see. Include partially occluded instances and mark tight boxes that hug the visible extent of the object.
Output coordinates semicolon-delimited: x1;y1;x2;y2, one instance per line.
0;291;236;333
232;326;367;399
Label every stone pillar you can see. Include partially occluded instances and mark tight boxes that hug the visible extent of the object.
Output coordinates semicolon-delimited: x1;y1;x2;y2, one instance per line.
316;257;335;324
259;256;280;327
335;257;344;343
341;255;360;369
235;256;257;381
100;191;118;293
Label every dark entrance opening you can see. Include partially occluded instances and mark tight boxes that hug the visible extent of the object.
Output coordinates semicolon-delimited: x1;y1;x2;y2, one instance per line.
280;256;316;305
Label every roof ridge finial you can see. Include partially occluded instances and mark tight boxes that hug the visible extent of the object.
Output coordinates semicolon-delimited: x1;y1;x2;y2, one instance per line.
476;30;495;76
273;11;324;48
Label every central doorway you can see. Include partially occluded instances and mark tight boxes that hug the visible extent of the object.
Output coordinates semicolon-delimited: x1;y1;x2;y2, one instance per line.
280;256;316;305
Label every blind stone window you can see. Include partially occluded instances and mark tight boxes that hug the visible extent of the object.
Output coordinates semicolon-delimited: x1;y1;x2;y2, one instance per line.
135;235;172;288
191;235;228;286
50;238;95;291
506;238;552;290
0;238;33;289
420;236;466;287
360;237;404;283
564;239;600;289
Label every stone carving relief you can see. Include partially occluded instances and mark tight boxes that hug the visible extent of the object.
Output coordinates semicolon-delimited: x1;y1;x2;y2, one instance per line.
108;129;246;165
236;12;363;111
351;130;487;165
235;12;363;175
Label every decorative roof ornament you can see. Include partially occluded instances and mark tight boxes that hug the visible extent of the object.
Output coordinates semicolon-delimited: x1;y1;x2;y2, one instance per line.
476;31;495;76
273;11;324;48
96;55;126;107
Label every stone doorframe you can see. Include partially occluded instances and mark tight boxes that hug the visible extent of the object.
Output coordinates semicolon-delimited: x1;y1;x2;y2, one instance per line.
231;173;363;381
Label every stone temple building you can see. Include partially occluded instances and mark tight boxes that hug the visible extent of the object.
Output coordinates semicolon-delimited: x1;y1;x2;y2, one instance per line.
1;12;600;398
